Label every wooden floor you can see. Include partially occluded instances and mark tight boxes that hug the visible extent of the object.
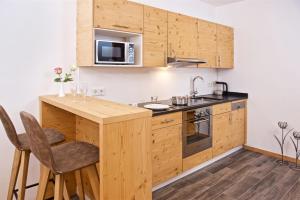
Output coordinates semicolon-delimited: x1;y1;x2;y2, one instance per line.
153;149;300;200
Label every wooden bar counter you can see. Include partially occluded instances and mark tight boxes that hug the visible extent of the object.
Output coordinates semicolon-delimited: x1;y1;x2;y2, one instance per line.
39;95;152;200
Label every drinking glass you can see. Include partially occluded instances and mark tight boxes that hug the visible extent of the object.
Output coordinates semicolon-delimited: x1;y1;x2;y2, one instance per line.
79;82;88;102
70;82;78;102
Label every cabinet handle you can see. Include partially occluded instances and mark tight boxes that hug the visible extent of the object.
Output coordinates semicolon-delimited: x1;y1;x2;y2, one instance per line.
218;55;221;67
113;24;129;29
161;119;175;124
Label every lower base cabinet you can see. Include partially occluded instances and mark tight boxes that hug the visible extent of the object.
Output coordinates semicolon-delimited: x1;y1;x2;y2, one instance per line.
212;101;246;157
151;101;246;186
212;112;232;157
152;124;182;186
231;105;246;148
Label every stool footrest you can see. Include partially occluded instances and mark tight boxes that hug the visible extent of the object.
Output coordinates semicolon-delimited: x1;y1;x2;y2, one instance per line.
13;178;55;200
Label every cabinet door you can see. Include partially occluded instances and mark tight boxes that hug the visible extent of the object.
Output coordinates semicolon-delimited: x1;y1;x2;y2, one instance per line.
143;6;168;67
231;108;246;148
217;24;234;68
168;13;198;59
212;112;231;157
152;124;182;186
198;19;217;68
94;0;143;33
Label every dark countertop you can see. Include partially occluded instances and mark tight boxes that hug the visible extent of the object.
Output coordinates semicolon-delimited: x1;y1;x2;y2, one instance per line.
138;92;248;116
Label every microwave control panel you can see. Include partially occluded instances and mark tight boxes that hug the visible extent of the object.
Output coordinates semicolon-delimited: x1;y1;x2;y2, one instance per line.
128;44;135;64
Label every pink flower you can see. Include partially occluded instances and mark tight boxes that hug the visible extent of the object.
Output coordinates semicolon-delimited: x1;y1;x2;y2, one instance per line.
54;67;62;75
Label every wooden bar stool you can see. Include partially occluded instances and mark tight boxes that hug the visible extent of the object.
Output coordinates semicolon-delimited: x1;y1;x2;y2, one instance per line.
0;105;65;200
20;111;100;200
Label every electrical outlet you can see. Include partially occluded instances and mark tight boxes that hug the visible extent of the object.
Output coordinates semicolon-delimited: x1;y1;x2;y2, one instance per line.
92;87;106;96
208;82;215;88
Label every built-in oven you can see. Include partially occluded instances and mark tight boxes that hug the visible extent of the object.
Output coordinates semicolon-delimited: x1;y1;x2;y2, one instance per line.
95;40;135;65
182;107;212;158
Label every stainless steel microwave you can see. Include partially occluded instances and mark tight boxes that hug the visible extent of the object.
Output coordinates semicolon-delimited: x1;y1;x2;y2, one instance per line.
95;40;135;65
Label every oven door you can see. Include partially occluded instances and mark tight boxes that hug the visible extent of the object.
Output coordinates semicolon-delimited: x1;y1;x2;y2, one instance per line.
182;111;212;158
96;41;125;64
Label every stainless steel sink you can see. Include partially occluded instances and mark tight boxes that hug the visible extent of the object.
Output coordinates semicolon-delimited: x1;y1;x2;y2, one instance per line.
191;96;222;101
189;97;219;105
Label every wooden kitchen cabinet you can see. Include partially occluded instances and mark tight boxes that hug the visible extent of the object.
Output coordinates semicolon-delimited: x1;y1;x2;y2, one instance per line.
212;112;232;157
168;12;198;59
152;112;182;186
212;101;246;157
217;24;234;68
231;101;246;148
94;0;144;33
152;124;182;186
143;6;168;67
197;19;217;68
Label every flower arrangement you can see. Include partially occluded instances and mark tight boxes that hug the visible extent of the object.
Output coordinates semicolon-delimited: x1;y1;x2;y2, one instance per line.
54;67;75;83
53;65;78;97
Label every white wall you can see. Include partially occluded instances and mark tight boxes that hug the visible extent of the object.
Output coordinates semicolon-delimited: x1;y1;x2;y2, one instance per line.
216;0;300;157
0;0;217;199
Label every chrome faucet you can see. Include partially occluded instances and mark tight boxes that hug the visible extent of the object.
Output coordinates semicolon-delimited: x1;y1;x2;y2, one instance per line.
190;76;204;97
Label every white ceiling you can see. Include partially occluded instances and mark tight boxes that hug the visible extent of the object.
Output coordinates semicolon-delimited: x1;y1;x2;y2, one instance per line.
199;0;245;6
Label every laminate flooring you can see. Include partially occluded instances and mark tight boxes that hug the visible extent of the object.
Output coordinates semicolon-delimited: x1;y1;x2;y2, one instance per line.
153;149;300;200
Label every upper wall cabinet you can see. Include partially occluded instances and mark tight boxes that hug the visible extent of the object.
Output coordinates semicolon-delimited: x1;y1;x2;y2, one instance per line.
197;19;217;68
143;6;168;67
217;25;234;68
94;0;144;33
168;13;198;59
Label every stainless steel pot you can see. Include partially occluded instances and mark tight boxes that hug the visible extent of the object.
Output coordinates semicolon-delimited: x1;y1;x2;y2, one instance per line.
172;96;188;106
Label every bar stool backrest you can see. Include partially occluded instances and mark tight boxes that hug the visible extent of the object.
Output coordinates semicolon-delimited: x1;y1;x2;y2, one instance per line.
0;105;21;149
20;111;56;172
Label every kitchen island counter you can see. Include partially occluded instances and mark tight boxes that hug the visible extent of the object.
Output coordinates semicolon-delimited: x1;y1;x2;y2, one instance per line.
40;95;152;200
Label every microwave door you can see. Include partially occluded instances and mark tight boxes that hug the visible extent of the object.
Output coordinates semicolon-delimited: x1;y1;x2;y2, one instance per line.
98;41;125;63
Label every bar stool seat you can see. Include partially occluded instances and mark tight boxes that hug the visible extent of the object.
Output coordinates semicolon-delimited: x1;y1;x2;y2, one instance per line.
51;141;99;174
17;128;65;151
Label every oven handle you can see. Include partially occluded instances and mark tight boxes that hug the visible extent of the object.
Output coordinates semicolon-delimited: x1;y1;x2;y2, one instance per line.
193;118;209;124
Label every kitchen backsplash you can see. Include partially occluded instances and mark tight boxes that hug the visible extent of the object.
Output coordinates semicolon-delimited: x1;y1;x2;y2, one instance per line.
80;67;218;104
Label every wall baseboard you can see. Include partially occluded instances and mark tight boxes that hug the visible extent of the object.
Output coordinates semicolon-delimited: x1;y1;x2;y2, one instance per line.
152;146;243;191
244;145;296;163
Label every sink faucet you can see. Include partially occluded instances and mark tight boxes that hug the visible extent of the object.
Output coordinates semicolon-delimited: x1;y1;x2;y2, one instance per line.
190;76;204;97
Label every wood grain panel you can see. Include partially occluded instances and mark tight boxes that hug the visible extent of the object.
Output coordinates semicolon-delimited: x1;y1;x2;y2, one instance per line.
143;6;168;67
40;95;152;124
197;19;217;68
94;0;144;33
183;148;212;171
152;112;182;130
231;108;246;148
212;103;231;115
40;102;76;141
217;24;234;68
152;124;182;186
212;112;231;157
77;0;94;66
100;117;152;200
168;12;198;59
76;116;100;147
